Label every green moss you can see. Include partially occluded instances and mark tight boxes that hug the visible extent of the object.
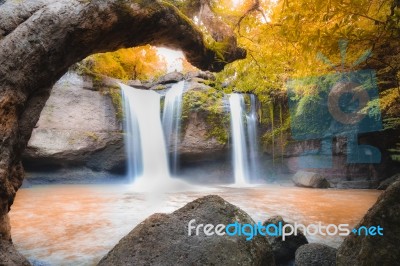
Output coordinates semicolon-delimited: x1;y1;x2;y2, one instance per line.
153;84;167;90
84;131;99;141
109;87;123;121
206;113;229;144
182;88;228;144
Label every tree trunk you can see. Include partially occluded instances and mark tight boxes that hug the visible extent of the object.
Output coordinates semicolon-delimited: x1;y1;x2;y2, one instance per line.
0;0;245;242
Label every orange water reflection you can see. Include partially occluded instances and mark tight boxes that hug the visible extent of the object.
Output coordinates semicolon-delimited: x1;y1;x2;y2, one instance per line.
10;184;381;265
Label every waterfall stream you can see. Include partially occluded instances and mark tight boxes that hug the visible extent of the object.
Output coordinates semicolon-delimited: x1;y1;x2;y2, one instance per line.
122;82;261;187
229;93;260;185
229;93;249;185
120;83;170;182
162;81;185;174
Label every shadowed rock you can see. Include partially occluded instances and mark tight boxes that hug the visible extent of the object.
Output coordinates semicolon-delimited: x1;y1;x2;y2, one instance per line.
0;240;31;266
295;243;336;266
263;216;308;264
292;171;330;188
337;180;400;265
377;173;400;190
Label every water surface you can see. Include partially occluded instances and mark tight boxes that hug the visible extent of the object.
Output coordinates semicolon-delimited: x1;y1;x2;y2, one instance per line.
10;184;381;265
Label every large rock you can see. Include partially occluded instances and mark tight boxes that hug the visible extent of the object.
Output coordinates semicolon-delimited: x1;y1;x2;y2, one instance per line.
263;216;308;264
336;180;400;265
22;72;126;181
98;195;275;266
157;71;184;84
295;243;336;266
184;70;216;81
292;171;330;188
0;240;31;266
377;173;400;190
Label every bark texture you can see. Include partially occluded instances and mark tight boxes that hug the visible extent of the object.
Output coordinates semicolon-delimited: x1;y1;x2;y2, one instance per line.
0;0;245;241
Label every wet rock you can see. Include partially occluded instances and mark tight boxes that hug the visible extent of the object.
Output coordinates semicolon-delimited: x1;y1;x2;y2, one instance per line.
98;195;275;266
263;216;308;264
292;171;330;188
0;240;31;266
295;243;336;266
377;173;400;190
126;79;142;87
337;180;400;265
157;71;184;84
184;70;216;81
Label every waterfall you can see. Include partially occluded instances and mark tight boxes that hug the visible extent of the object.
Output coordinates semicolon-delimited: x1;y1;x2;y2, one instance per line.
120;83;170;182
162;81;185;175
246;94;261;180
229;93;260;185
121;91;142;181
230;93;250;185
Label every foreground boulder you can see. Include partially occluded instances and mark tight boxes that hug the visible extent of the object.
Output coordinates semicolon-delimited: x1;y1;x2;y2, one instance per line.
292;171;330;188
337;180;400;264
377;173;400;190
0;240;31;266
98;195;275;266
295;243;336;266
263;216;308;264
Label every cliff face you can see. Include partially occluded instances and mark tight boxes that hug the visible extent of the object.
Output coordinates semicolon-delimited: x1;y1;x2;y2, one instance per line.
21;71;232;183
22;73;126;183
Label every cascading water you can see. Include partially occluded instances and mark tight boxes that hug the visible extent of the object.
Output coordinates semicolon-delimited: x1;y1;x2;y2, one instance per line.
229;93;260;185
246;94;261;180
230;93;250;185
120;83;170;183
162;81;185;174
121;92;142;181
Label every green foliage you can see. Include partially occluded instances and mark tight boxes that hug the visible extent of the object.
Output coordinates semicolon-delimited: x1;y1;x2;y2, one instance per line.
208;0;400;159
82;45;167;81
388;143;400;162
182;88;229;144
108;87;123;121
